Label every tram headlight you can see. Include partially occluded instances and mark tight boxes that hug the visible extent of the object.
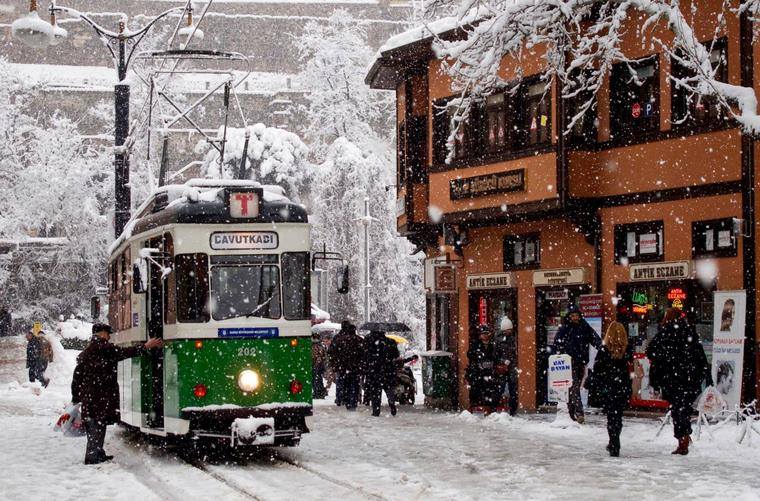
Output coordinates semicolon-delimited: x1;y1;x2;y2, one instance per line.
237;369;260;392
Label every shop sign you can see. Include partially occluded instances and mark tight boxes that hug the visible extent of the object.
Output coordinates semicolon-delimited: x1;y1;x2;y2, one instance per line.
547;354;572;403
449;169;525;200
532;268;586;287
210;231;278;250
424;256;448;291
545;290;569;301
466;272;514;290
639;233;658;254
629;261;691;282
711;291;746;410
579;294;603;318
433;264;457;294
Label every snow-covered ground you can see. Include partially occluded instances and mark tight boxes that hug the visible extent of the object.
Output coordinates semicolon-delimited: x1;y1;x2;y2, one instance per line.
1;335;758;501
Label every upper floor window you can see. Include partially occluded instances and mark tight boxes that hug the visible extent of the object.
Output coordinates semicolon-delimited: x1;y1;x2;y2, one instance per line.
504;233;541;270
517;80;552;148
692;218;737;259
486;92;511;152
671;39;728;130
565;72;598;145
611;56;660;141
614;220;664;264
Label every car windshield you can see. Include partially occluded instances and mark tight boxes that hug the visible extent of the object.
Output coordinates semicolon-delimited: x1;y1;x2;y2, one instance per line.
211;265;281;320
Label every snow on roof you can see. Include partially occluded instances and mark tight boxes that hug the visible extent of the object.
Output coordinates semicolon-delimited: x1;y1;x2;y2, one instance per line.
376;6;489;55
7;63;302;95
108;178;291;255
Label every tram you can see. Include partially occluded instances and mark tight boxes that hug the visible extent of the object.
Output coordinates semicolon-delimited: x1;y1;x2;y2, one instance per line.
106;179;343;447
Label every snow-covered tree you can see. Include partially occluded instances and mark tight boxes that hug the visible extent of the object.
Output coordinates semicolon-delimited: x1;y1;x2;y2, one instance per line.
197;123;312;202
311;139;425;337
423;0;760;140
0;58;112;323
296;10;395;160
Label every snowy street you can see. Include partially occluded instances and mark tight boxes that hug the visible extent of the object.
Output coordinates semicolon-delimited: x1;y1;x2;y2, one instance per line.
1;336;759;501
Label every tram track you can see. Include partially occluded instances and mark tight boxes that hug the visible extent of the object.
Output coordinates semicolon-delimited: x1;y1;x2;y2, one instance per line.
176;447;389;501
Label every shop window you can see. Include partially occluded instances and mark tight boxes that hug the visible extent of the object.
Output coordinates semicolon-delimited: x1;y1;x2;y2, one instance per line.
614;221;664;264
692;218;737;259
504;233;541;270
671;39;727;129
611;56;660;141
517;80;552;148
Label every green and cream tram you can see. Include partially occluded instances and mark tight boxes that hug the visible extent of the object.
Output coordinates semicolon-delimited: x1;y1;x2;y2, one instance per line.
107;180;330;447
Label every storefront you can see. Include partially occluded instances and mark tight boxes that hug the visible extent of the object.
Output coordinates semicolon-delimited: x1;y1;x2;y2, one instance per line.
614;260;716;407
533;268;591;405
466;272;517;343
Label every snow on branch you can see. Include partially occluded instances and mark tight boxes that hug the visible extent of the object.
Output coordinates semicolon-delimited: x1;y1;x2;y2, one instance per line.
423;0;760;158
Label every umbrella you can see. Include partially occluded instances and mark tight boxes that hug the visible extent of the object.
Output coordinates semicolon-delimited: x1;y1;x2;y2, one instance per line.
358;322;411;333
385;334;409;344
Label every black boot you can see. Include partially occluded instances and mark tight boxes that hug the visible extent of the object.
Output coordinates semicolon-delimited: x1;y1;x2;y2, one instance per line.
609;436;620;457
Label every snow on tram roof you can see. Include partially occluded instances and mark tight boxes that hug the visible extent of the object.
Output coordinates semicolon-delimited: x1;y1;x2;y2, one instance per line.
108;179;299;255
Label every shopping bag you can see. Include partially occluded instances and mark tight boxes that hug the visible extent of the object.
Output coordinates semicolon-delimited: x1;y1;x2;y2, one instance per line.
695;386;727;418
54;403;85;437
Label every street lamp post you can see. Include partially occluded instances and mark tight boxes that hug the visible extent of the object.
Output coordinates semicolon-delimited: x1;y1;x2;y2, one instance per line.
12;1;198;237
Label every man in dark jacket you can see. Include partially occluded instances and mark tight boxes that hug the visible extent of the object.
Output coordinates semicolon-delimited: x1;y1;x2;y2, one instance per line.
328;322;364;409
25;331;48;386
71;323;162;464
646;309;712;455
467;325;502;411
496;318;518;415
363;330;399;416
0;306;11;337
552;304;602;423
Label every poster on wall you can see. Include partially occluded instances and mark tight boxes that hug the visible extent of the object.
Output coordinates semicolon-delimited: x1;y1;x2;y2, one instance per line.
630;353;669;409
711;290;746;410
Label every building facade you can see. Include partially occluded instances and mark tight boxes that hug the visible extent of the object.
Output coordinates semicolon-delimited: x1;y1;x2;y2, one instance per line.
367;0;759;411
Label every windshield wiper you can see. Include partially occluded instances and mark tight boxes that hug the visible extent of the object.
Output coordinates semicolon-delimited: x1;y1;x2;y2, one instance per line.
245;294;275;318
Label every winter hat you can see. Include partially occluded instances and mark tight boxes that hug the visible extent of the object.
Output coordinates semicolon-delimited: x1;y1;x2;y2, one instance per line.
92;323;113;335
499;317;514;332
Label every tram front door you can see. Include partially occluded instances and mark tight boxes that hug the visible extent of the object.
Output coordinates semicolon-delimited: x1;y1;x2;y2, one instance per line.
146;236;167;428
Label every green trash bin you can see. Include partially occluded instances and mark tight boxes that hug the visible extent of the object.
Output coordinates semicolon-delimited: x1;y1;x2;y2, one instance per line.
421;351;454;409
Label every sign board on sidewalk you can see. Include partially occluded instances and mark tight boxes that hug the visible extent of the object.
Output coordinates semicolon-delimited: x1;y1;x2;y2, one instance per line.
711;290;746;410
547;354;573;403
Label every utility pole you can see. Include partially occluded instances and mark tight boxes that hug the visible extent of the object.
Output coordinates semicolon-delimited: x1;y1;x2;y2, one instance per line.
356;197;378;324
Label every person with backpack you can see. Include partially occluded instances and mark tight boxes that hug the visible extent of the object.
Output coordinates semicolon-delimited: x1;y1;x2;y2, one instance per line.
646;308;712;455
72;323;162;464
592;321;633;457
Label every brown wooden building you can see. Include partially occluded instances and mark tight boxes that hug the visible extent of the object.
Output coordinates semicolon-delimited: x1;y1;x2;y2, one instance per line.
366;0;759;411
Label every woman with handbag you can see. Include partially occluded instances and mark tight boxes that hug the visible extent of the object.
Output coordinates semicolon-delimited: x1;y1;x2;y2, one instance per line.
592;321;633;457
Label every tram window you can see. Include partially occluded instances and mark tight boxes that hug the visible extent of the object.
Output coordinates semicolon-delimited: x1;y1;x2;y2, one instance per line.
176;253;210;323
211;264;282;320
282;252;310;320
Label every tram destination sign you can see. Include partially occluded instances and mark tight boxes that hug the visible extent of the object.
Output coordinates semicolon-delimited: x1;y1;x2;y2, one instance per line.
629;261;691;282
449;169;525;200
210;231;279;250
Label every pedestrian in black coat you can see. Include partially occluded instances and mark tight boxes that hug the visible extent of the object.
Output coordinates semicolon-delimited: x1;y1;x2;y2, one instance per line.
0;307;11;337
329;322;364;409
25;331;48;386
71;323;162;464
553;304;602;423
593;321;633;457
646;308;712;455
495;318;518;415
467;325;501;412
362;330;399;417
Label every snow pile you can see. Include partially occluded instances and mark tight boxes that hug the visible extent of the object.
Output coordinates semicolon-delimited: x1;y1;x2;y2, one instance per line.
55;317;93;341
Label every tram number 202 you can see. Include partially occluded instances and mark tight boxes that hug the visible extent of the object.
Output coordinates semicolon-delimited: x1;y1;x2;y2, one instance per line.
238;347;258;357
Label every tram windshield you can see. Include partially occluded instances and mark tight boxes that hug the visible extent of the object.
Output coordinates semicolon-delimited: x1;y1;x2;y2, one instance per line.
211;265;282;320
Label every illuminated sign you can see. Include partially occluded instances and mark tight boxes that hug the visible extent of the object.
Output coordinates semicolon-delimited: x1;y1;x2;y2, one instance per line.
631;291;649;305
667;288;687;301
479;297;488;325
672;298;685;310
229;191;261;218
632;305;648;314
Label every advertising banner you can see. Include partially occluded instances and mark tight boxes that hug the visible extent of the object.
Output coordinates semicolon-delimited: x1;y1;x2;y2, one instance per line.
547;354;572;403
711;291;746;410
